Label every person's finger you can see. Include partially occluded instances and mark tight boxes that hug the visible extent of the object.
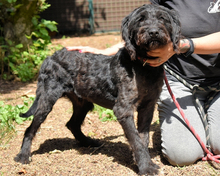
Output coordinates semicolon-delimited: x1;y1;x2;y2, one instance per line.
66;46;94;53
66;46;85;51
144;57;164;67
147;52;160;57
147;49;162;54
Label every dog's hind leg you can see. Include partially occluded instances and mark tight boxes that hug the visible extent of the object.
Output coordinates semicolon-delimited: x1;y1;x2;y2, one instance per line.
66;93;101;147
14;90;62;164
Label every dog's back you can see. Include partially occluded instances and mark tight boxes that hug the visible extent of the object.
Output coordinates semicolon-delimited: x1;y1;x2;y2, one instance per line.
22;48;124;118
21;47;164;118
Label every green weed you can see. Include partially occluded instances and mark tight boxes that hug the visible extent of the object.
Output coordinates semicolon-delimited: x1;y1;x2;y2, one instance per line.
0;97;34;146
93;104;117;122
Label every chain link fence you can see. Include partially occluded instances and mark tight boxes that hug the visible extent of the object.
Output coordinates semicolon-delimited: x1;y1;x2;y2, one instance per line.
41;0;149;35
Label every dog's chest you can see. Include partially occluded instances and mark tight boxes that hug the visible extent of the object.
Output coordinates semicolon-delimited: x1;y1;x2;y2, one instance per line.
133;66;164;102
137;74;161;94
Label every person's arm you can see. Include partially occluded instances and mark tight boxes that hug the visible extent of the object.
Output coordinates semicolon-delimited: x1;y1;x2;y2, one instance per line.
192;32;220;54
66;42;124;56
146;32;220;67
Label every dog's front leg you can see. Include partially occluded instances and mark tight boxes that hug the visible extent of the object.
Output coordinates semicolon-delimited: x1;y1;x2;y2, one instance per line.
137;102;156;149
113;106;158;175
137;102;160;174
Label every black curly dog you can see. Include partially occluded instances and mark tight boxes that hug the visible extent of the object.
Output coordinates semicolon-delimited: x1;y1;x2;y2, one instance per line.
15;4;181;175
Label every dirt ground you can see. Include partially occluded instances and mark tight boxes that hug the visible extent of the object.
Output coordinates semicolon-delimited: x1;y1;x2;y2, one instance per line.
1;34;220;176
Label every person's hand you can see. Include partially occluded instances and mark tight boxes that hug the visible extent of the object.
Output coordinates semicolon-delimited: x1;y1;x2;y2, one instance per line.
66;42;124;56
66;46;103;54
146;42;175;67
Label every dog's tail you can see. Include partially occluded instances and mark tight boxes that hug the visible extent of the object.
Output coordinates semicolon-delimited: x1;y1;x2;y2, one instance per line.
20;98;38;118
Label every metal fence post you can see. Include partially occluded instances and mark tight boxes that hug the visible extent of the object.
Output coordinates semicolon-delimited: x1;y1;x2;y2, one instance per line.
88;0;95;34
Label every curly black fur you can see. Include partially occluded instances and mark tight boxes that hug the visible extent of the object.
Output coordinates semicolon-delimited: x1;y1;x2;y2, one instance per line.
14;4;181;175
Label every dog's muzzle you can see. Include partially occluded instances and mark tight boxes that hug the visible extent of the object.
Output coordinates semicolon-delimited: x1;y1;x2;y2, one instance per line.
148;28;159;38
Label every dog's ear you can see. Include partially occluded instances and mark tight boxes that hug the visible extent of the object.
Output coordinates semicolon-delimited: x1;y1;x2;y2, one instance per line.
121;10;137;60
159;6;181;53
165;8;181;53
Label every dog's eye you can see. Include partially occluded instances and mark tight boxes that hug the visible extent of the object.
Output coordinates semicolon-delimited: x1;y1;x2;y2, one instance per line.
159;16;165;20
138;16;145;22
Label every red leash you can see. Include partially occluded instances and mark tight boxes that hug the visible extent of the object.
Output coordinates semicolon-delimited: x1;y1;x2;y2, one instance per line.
164;71;220;163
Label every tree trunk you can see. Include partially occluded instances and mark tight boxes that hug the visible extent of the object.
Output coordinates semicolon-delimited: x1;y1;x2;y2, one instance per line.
3;0;39;50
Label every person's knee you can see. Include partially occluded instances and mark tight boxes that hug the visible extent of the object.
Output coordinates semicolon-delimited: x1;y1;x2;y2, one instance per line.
208;92;220;154
161;143;204;166
210;131;220;154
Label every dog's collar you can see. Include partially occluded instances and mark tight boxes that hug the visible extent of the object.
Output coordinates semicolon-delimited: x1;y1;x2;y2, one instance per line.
137;57;149;66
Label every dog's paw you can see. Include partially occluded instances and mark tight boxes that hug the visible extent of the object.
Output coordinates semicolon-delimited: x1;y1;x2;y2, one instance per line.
138;161;160;176
14;152;32;164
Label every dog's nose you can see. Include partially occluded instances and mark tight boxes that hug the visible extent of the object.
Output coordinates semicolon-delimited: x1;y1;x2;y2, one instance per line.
149;28;159;38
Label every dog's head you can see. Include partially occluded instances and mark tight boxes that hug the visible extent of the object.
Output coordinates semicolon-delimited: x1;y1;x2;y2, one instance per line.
121;4;181;61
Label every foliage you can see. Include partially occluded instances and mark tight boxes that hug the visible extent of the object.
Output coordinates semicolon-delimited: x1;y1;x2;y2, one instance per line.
0;97;34;145
93;104;117;122
0;0;59;82
4;43;61;82
26;16;58;49
0;97;34;124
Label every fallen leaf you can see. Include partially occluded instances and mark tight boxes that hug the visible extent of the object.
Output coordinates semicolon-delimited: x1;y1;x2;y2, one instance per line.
18;168;27;175
49;149;62;154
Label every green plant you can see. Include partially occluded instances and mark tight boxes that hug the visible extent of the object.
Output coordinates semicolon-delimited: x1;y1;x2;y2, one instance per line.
0;97;35;145
105;43;111;48
0;112;15;147
0;97;34;124
0;40;24;80
93;104;117;122
26;16;58;49
0;0;59;82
